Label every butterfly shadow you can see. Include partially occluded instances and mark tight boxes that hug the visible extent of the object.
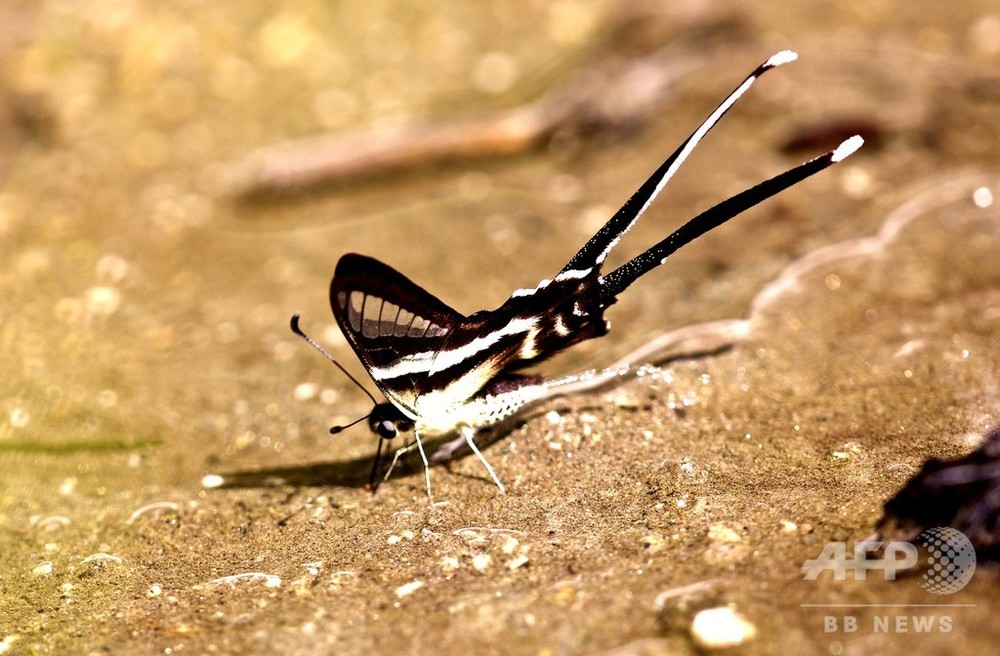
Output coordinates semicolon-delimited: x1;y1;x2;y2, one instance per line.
209;434;476;491
213;344;731;492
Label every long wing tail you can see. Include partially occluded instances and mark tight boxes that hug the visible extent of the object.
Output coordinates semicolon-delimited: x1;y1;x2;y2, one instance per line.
559;50;799;277
599;135;864;300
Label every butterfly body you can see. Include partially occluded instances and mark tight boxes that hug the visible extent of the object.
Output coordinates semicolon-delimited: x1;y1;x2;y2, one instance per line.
413;374;549;437
295;51;863;498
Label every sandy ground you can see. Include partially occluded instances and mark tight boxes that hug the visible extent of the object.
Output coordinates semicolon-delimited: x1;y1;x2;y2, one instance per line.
1;2;999;654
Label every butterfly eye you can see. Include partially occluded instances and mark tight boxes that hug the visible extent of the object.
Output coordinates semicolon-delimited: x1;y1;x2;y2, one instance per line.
376;420;398;440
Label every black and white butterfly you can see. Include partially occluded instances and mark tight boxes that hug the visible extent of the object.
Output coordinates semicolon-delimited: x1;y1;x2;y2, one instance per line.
292;51;863;499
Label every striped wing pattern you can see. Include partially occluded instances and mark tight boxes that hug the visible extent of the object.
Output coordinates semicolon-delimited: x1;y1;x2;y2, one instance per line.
330;254;464;417
340;288;449;340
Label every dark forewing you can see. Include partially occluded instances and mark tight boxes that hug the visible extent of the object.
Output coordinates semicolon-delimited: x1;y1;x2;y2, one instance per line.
330;253;465;414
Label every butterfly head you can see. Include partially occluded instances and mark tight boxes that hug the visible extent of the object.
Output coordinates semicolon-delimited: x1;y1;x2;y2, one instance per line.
368;402;414;440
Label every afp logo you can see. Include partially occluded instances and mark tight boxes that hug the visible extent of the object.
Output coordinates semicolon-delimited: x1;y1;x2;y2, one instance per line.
802;527;976;594
916;527;977;594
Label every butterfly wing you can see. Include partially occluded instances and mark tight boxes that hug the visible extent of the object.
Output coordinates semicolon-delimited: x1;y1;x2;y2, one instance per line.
330;253;465;418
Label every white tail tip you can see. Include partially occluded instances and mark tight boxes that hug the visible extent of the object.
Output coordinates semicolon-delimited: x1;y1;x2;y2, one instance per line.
766;50;799;68
831;135;864;162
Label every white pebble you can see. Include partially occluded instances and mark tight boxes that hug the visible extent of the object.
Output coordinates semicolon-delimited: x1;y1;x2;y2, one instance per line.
34;515;71;531
395;580;424;598
32;562;53;576
80;553;123;566
201;474;224;488
691;607;757;649
471;553;492;572
506;555;529;570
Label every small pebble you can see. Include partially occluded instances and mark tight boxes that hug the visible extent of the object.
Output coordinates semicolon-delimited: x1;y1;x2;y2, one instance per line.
32;562;53;576
690;606;757;649
506;555;529;570
640;534;667;553
395;580;424;598
707;525;740;543
201;474;224;488
80;553;123;566
197;573;281;589
612;393;641;409
34;516;71;531
704;525;749;565
471;553;492;572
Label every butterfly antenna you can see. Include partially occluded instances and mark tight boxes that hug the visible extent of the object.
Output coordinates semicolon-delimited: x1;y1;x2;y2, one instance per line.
290;312;381;412
329;413;370;435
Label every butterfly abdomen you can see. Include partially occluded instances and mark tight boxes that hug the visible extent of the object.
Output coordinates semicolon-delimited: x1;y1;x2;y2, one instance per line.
415;375;549;436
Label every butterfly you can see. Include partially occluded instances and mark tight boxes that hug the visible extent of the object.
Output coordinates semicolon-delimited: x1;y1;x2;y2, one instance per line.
291;51;863;499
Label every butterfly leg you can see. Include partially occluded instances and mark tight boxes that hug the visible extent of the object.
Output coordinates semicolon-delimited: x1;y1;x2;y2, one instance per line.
374;433;433;500
460;425;507;494
412;430;433;501
375;440;408;493
368;437;386;491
